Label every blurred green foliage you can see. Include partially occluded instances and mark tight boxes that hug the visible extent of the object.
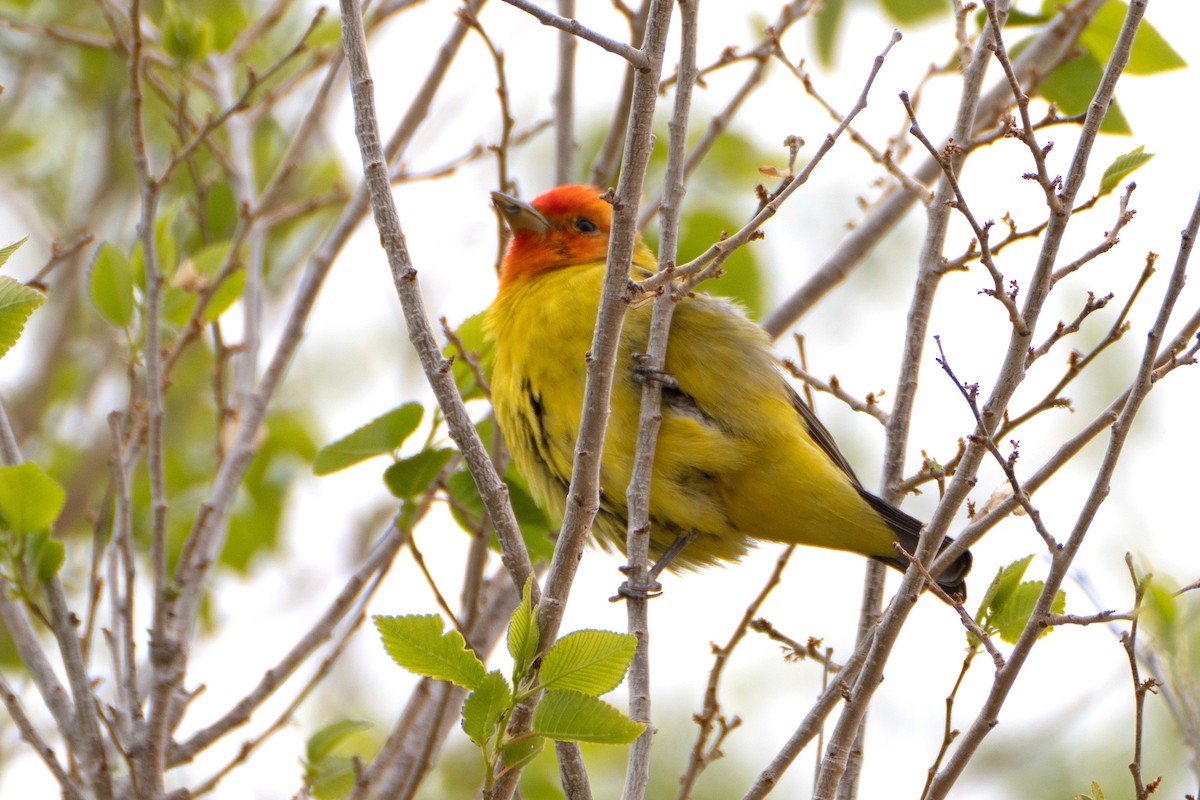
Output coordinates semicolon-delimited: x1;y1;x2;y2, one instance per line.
0;0;347;610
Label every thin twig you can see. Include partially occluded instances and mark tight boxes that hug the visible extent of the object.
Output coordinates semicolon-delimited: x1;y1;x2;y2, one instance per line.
554;0;577;183
678;547;794;799
498;0;649;68
1121;556;1159;800
0;676;85;800
814;10;1015;798
760;0;1111;340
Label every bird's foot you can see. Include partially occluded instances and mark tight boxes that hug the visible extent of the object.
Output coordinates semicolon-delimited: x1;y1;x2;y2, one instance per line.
630;353;679;389
609;532;698;603
610;570;664;602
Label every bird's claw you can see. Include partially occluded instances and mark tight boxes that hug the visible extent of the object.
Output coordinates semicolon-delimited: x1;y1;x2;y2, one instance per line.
631;354;679;389
610;575;664;602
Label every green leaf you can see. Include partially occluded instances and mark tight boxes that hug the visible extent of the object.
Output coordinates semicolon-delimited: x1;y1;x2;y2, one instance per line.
446;312;495;402
879;0;945;24
989;581;1066;644
383;447;455;499
155;201;182;278
0;131;36;162
162;1;213;64
89;242;135;328
302;718;373;799
0;277;45;360
374;614;486;690
531;691;646;744
196;243;245;322
308;15;344;49
500;732;544;770
647;207;767;320
1098;145;1153;195
0;462;67;536
26;533;66;581
168;241;245;324
975;555;1034;622
1142;576;1178;648
307;756;357;800
1038;51;1130;134
540;630;637;696
461;670;512;747
991;8;1054;26
447;463;556;561
812;0;845;67
1080;1;1185;76
305;719;373;764
314;403;424;475
507;576;540;682
0;236;28;270
446;468;485;530
504;468;556;562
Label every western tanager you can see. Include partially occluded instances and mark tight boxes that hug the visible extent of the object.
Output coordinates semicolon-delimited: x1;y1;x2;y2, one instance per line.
485;184;971;599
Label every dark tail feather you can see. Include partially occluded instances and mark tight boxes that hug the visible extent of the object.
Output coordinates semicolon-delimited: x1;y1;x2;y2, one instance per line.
859;491;973;603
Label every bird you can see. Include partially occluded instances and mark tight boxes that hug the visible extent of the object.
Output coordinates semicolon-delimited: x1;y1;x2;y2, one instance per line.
484;184;971;600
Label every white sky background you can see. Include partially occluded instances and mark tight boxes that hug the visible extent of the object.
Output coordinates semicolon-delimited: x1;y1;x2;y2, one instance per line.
4;1;1200;798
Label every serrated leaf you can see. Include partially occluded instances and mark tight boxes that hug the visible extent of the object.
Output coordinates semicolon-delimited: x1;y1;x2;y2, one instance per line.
89;242;135;328
314;403;423;475
531;691;646;744
0;277;45;360
540;630;637;696
374;614;486;690
0;462;67;536
989;581;1066;644
0;236;28;270
305;719;373;764
383;447;455;499
461;670;512;747
1099;145;1153;195
507;576;540;681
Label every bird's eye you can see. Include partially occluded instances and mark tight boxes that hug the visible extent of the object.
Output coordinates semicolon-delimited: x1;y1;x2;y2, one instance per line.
573;217;598;234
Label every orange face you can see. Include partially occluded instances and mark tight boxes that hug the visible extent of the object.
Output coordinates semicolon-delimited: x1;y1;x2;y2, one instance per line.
495;185;616;288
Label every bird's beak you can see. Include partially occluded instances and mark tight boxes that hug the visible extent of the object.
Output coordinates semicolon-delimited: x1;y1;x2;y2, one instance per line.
490;191;551;234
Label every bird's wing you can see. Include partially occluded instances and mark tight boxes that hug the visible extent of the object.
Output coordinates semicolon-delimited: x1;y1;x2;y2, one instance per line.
784;383;865;488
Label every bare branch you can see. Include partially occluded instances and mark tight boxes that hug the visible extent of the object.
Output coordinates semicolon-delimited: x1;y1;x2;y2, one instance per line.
619;0;699;797
679;546;794;799
498;0;649;68
554;0;578;183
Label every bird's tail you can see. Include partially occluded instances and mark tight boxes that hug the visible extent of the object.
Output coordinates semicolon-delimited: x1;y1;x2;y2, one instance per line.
859;491;973;602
